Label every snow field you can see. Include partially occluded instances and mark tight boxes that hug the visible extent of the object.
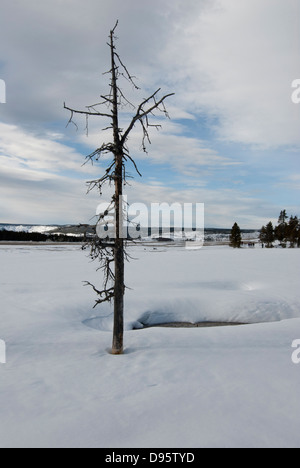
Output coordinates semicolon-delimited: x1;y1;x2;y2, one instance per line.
0;245;299;447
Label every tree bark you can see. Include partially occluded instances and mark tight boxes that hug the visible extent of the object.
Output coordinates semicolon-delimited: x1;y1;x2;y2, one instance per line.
112;150;124;354
112;235;124;354
110;26;125;355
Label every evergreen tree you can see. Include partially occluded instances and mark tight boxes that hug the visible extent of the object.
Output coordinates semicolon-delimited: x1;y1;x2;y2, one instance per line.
278;209;288;225
265;221;275;248
260;222;275;248
259;225;267;246
287;216;299;247
275;209;288;246
261;211;300;249
230;222;242;248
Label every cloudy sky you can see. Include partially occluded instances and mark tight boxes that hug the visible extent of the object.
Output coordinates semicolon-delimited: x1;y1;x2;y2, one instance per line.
0;0;299;228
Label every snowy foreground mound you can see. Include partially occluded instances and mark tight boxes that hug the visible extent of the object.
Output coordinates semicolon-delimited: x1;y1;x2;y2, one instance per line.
0;244;300;448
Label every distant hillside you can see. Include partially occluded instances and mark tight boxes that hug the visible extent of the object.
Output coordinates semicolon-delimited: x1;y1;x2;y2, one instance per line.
0;224;58;234
0;225;84;242
0;224;259;243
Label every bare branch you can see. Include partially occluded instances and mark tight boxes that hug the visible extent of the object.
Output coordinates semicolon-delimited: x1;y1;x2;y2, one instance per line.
83;282;115;307
114;51;140;91
83;144;116;167
111;20;119;35
64;102;112;119
123;151;142;177
65;109;78;131
121;91;175;146
85;114;89;137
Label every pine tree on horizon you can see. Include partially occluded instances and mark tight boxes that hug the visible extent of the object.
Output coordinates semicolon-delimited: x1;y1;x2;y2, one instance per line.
230;222;242;248
287;215;299;248
260;221;275;248
275;209;288;246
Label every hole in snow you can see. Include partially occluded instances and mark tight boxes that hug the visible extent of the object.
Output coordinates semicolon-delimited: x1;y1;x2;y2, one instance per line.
134;311;248;330
132;321;248;329
82;316;112;332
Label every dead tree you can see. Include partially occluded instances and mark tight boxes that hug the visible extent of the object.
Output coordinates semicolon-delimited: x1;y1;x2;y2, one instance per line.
64;21;174;355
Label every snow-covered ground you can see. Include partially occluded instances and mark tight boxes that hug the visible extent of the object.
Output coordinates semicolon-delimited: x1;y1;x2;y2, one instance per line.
0;244;299;448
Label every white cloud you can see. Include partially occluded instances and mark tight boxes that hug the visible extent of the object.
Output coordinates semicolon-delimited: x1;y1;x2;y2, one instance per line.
0;122;102;223
0;163;101;225
0;0;298;149
125;180;277;229
277;173;300;191
158;0;300;148
0;122;274;228
140;124;242;174
77;116;241;174
0;122;95;175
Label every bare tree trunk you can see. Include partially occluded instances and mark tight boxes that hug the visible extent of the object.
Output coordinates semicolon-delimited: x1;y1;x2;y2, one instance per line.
112;150;124;354
112;235;124;354
110;27;124;354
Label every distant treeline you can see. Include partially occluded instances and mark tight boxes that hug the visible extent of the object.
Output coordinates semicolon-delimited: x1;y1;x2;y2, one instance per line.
0;229;84;242
259;210;300;248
